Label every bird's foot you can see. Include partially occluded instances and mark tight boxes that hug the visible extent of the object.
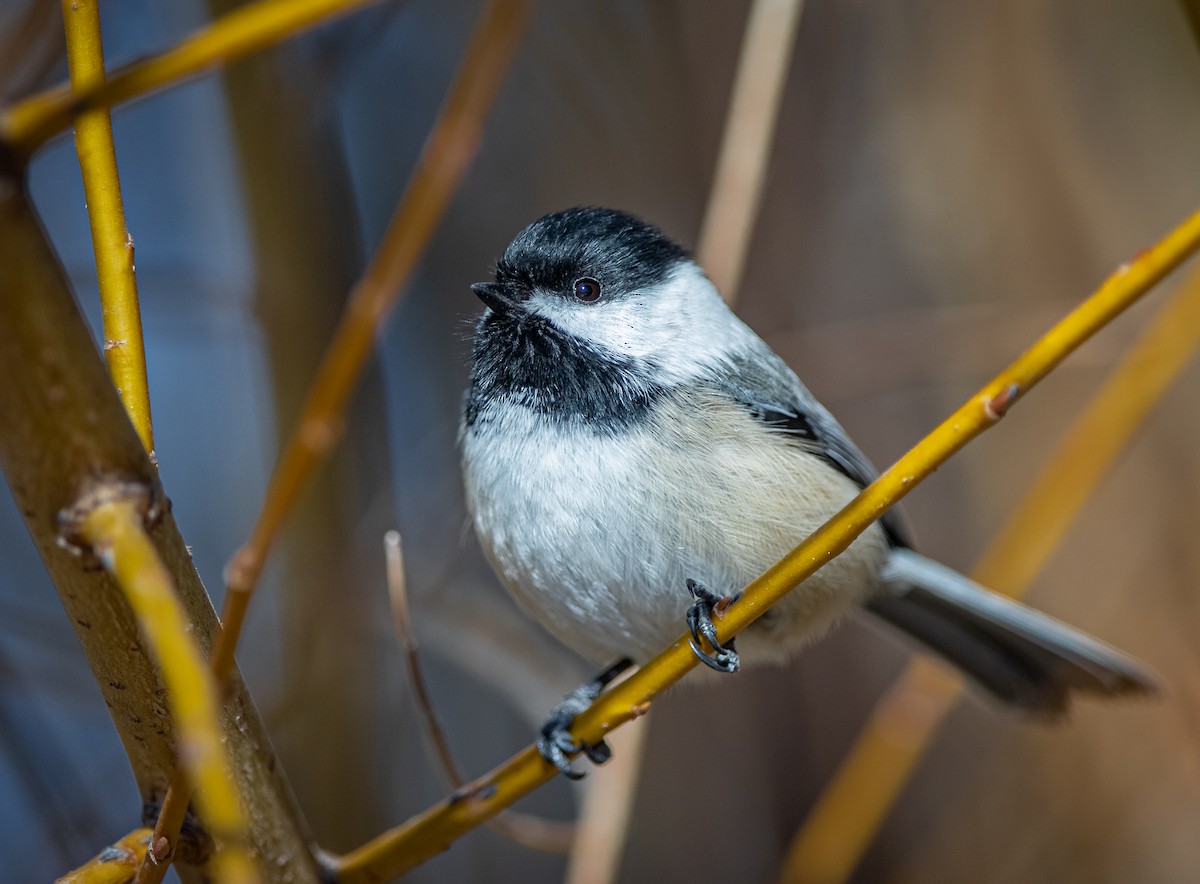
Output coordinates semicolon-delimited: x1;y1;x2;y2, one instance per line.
686;579;741;673
537;658;632;780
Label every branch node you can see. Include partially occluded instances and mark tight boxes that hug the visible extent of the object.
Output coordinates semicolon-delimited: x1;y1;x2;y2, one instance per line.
449;781;497;805
223;544;260;595
56;477;159;556
983;383;1020;421
148;836;171;864
142;795;212;865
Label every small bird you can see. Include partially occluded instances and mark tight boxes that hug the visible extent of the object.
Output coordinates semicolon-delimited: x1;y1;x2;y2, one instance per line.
461;206;1157;778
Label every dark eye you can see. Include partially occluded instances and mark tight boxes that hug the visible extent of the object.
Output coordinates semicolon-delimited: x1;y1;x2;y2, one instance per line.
573;277;601;302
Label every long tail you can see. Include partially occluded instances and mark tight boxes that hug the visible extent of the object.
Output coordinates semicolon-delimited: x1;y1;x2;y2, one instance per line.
864;548;1159;717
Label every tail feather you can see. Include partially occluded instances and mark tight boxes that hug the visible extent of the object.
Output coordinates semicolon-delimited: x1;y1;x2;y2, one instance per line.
865;549;1158;717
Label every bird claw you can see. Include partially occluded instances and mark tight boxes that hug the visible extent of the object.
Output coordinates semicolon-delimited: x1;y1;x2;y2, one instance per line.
686;579;741;673
535;659;630;779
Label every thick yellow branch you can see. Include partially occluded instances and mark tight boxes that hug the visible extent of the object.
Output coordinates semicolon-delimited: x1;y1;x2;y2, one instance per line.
62;0;154;455
778;259;1200;884
333;209;1200;882
1;0;386;158
0;163;318;881
71;490;257;884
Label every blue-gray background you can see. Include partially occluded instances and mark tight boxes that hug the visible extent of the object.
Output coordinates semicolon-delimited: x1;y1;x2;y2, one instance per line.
3;1;1200;881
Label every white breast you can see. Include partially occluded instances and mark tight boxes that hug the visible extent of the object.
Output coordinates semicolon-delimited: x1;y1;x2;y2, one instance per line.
461;390;888;665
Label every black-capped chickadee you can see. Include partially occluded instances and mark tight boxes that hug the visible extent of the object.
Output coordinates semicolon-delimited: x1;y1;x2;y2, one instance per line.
461;207;1156;778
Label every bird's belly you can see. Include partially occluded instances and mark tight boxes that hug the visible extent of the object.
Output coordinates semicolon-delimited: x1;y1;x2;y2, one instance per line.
462;405;888;665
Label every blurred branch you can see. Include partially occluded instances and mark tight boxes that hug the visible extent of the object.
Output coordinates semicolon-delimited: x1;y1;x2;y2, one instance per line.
217;0;532;691
203;0;386;850
1181;0;1200;51
0;156;320;883
56;829;152;884
329;206;1200;882
140;0;532;874
62;0;154;455
563;724;647;884
563;9;810;875
696;0;805;304
0;0;388;158
0;1;64;105
778;258;1200;884
385;532;574;855
69;492;255;883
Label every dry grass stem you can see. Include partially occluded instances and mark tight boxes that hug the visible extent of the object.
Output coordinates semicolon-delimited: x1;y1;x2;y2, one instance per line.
696;0;806;304
778;260;1200;883
1;0;388;157
329;201;1200;884
61;0;154;455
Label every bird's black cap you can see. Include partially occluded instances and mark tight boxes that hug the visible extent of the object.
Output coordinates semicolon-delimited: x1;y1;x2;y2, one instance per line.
486;207;689;298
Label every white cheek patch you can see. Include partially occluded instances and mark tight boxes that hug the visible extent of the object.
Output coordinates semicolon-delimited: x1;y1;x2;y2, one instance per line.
531;263;752;385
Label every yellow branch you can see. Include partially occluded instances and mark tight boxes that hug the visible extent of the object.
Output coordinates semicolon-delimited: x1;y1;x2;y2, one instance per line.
62;0;154;455
332;209;1200;882
778;258;1200;884
1;0;386;158
71;489;258;884
55;829;152;884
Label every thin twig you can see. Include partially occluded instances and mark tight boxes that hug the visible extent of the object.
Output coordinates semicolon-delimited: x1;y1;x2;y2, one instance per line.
328;206;1200;883
140;0;533;875
385;531;467;786
384;531;575;855
1;0;389;158
62;0;154;455
696;0;806;305
777;260;1200;884
133;762;190;884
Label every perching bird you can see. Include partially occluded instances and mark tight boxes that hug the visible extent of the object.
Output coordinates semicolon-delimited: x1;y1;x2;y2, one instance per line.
460;206;1157;778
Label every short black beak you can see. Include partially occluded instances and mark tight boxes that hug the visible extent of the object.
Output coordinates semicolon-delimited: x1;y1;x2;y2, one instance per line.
471;281;521;315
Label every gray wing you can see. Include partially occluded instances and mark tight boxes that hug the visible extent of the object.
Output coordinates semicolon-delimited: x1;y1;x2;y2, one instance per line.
708;342;912;548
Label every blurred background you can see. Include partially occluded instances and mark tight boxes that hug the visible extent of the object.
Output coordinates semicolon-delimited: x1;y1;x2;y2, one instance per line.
2;0;1200;881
